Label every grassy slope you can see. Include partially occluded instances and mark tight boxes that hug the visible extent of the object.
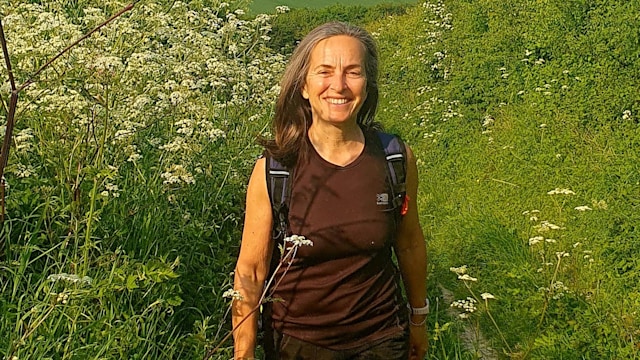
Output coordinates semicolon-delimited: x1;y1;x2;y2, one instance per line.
373;0;640;358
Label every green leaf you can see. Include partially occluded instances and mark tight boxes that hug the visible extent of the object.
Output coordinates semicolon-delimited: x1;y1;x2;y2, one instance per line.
126;275;138;290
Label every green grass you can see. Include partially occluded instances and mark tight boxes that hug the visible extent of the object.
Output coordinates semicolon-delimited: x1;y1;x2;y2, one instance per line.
249;0;420;14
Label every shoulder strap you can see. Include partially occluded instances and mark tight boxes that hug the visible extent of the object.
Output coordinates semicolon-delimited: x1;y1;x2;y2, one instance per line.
376;131;407;215
265;155;292;242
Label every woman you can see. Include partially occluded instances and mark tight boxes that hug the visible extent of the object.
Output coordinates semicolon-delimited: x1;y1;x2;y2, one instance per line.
232;22;428;360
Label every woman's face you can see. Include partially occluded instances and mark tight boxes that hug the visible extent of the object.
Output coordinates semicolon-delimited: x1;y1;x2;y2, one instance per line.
302;35;367;126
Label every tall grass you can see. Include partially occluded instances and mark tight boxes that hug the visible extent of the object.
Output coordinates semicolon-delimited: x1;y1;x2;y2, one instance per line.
374;0;640;358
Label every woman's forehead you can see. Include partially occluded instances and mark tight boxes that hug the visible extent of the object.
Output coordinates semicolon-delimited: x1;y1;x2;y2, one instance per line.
308;35;366;66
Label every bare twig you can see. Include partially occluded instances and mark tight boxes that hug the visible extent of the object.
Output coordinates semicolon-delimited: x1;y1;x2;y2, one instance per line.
0;3;135;223
0;19;16;91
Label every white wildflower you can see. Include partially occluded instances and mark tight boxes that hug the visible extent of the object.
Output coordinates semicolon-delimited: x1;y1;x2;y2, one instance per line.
92;56;123;72
222;289;243;301
48;273;92;285
481;292;495;300
528;236;543;246
13;164;36;178
590;199;607;210
449;265;468;275
284;235;313;247
574;205;592;211
161;164;195;185
547;188;576;195
451;297;477;313
127;153;142;163
458;274;477;282
14;128;34;152
482;115;494;127
536;221;563;233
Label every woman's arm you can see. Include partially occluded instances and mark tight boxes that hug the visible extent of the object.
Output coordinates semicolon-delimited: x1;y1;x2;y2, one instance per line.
232;157;274;359
393;145;429;359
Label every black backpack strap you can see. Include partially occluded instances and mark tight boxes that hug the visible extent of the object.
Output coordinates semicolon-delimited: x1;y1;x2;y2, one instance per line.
265;155;293;242
262;154;293;341
376;131;407;216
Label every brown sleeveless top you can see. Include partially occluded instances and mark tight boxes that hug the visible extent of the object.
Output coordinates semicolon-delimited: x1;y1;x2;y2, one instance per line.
269;130;407;350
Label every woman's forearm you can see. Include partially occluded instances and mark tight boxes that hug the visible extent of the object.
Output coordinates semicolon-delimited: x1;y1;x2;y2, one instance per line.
397;236;428;307
232;270;264;359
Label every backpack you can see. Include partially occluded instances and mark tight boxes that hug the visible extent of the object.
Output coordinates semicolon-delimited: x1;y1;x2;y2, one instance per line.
265;131;408;244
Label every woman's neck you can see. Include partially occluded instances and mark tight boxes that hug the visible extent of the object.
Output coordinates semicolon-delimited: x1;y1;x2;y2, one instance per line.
308;121;365;166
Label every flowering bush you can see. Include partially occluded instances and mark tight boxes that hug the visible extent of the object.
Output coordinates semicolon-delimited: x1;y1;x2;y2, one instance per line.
1;0;285;358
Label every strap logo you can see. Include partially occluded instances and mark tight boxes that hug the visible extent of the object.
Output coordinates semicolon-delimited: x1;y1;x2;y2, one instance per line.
376;193;389;206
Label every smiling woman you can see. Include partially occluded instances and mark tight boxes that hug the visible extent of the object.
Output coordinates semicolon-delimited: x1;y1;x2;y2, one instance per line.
231;22;429;360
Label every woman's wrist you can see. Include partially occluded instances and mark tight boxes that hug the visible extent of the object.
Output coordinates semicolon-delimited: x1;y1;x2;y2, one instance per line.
407;298;430;315
409;313;427;326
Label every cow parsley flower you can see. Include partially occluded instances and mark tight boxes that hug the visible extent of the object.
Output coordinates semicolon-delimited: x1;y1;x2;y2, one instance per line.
48;273;92;285
222;289;243;301
284;235;313;247
449;265;468;275
458;274;477;282
575;205;592;211
451;297;477;312
481;292;495;300
528;236;543;246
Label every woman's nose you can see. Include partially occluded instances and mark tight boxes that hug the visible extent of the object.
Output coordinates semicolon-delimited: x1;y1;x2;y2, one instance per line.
329;73;347;91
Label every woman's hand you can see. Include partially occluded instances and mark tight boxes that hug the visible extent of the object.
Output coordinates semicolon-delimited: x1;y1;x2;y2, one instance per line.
408;317;429;359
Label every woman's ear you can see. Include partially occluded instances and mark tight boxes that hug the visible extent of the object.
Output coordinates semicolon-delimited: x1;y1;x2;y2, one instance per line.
301;84;309;99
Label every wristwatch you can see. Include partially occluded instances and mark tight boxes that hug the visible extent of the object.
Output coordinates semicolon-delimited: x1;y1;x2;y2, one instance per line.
407;298;430;315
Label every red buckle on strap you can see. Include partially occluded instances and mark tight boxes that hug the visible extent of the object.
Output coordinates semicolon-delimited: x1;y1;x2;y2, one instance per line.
401;195;410;216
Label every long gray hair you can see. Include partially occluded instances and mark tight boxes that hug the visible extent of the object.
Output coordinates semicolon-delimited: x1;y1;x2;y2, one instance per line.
261;22;380;167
